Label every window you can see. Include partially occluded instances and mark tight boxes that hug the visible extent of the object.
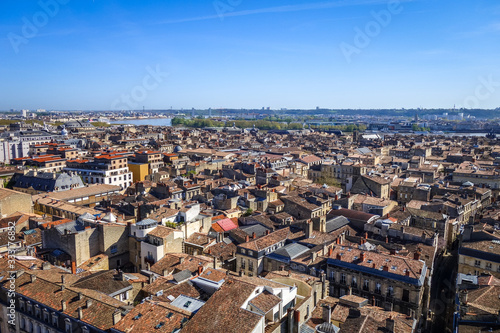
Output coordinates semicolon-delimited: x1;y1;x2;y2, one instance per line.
340;273;346;285
329;270;335;282
110;245;118;254
363;279;369;291
375;283;381;294
402;289;410;302
486;262;492;269
241;259;246;269
351;276;357;288
65;319;72;333
52;313;58;327
387;285;394;297
474;260;481;267
120;291;129;301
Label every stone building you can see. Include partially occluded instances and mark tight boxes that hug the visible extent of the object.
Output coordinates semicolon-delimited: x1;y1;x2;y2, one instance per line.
0;187;33;217
325;245;428;320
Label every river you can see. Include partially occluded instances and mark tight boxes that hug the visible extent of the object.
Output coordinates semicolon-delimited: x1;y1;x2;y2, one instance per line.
110;118;172;126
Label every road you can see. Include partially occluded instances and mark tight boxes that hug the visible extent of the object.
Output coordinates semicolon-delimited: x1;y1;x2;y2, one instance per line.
429;247;458;333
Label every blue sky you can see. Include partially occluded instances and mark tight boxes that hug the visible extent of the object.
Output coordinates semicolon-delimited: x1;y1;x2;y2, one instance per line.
0;0;499;110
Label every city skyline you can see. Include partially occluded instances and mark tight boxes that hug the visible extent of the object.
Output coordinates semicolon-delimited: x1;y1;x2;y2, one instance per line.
1;0;500;110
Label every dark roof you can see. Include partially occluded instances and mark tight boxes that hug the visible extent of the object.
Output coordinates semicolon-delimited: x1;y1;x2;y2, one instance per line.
172;269;193;284
325;216;350;233
14;171;84;192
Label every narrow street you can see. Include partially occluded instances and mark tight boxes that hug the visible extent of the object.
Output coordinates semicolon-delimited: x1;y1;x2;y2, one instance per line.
430;248;458;333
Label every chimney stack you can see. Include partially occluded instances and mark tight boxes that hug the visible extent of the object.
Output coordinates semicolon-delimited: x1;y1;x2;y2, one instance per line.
383;265;389;272
414;250;421;260
336;253;342;261
198;265;203;275
78;307;83;320
31;275;36;283
328;247;333;257
252;232;256;240
385;317;395;332
86;299;93;308
360;252;365;262
61;300;67;311
405;270;410;277
322;305;331;323
245;235;250;243
78;292;83;300
390;249;396;255
113;310;122;325
266;229;270;235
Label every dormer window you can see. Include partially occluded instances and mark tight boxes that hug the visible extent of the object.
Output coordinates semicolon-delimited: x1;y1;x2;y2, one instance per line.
65;318;72;333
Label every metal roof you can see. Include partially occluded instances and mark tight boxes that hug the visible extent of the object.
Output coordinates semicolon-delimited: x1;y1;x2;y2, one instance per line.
273;242;310;260
170;295;205;314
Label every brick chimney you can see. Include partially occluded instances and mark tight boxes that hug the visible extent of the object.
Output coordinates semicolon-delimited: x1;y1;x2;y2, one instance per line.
252;232;256;240
328;247;333;256
383;265;389;272
390;248;396;255
360;252;365;262
265;229;270;235
71;261;77;275
198;265;203;275
414;250;421;260
245;235;250;243
336;253;342;261
405;269;410;277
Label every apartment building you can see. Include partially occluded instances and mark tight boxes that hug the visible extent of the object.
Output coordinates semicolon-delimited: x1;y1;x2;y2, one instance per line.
65;153;132;190
325;245;428;319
